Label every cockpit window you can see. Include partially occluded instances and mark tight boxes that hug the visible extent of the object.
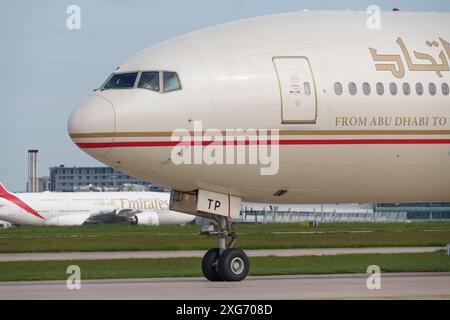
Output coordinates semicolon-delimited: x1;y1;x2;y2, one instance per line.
101;70;181;93
163;71;181;92
103;72;138;89
138;71;160;91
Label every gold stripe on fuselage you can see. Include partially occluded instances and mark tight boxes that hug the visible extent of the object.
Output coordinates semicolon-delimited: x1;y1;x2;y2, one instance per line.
69;130;450;139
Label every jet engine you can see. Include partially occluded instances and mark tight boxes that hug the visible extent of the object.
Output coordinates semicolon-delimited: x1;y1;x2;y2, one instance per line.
130;212;159;226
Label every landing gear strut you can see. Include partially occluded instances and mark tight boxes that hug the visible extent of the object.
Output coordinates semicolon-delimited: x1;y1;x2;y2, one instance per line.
200;216;249;281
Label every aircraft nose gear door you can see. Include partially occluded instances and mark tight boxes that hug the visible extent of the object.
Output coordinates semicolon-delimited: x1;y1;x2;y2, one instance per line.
273;57;317;124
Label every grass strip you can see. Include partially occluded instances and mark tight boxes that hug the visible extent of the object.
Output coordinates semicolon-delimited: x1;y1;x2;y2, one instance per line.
0;251;449;282
0;222;449;253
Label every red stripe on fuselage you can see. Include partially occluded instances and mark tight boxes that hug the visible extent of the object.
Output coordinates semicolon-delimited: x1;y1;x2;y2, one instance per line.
76;139;450;149
0;185;45;220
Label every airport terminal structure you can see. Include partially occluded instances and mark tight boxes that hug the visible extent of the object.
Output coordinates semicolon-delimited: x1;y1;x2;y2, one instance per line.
241;202;450;223
49;165;158;192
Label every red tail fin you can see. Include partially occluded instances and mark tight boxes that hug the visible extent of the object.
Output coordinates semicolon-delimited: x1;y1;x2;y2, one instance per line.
0;183;45;220
0;183;8;198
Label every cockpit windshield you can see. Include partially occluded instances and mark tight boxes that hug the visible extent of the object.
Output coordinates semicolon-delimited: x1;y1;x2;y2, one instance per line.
138;71;160;91
103;72;138;90
163;71;181;92
100;70;181;92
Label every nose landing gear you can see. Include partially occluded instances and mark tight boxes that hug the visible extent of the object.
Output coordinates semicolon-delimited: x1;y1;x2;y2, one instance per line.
200;217;249;282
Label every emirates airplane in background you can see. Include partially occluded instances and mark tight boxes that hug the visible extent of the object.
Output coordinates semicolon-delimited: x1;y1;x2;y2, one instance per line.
0;184;194;226
68;11;450;281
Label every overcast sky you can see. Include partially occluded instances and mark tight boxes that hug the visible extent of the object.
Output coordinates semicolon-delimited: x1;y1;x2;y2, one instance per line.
0;0;449;192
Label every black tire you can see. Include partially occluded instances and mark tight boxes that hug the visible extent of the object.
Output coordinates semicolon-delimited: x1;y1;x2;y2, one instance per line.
218;248;249;281
201;248;223;281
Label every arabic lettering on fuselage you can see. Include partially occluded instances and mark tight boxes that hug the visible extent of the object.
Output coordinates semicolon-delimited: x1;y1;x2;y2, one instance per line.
369;37;450;78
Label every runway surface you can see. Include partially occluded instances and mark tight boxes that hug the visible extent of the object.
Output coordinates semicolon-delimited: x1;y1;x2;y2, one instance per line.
1;273;449;300
0;247;442;262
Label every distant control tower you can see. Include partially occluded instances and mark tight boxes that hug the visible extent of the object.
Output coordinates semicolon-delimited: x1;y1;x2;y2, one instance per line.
27;149;39;192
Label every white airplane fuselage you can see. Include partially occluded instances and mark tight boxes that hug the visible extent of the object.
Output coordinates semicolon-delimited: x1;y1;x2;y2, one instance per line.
68;11;450;204
0;186;195;226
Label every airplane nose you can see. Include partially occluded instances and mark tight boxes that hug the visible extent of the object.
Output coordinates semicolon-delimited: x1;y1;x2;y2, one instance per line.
68;94;116;158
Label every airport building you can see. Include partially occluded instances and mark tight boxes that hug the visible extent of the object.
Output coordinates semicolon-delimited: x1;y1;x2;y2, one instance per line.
240;202;450;223
38;176;51;192
375;203;450;220
49;165;164;192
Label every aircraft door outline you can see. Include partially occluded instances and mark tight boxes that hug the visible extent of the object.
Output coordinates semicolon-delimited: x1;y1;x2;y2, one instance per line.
273;56;317;124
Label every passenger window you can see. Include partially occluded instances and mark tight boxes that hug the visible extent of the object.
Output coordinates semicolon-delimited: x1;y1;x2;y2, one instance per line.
376;82;384;95
403;83;411;96
334;82;343;95
348;82;357;95
429;83;436;96
138;71;159;91
163;71;181;92
103;72;138;89
389;83;397;95
416;83;424;96
443;83;449;96
362;82;371;95
304;82;311;96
